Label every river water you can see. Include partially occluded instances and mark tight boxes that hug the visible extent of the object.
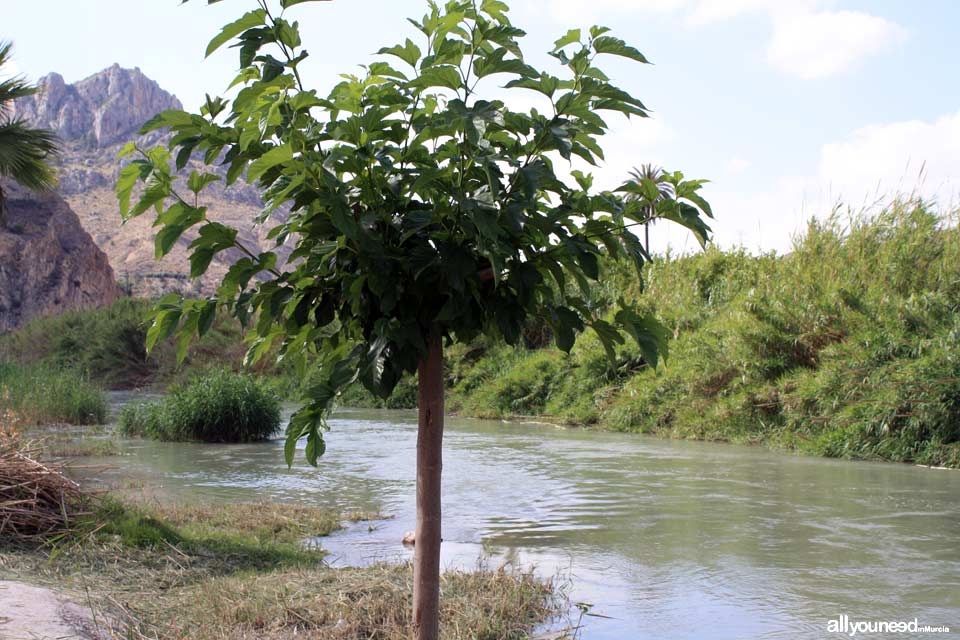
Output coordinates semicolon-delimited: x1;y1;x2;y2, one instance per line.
95;395;960;639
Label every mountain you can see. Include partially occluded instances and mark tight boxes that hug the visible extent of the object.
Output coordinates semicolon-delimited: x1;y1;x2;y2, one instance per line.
0;180;119;332
11;65;273;297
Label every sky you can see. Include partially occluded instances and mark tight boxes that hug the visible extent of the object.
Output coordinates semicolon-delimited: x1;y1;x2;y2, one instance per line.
5;0;960;254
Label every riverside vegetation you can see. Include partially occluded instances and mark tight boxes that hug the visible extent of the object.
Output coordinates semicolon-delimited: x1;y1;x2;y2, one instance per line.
118;369;281;442
1;201;958;467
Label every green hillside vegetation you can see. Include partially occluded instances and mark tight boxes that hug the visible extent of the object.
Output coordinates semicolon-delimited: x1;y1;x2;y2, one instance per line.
432;201;959;467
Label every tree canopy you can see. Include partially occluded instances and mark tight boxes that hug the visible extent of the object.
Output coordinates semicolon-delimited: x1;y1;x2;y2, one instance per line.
118;0;713;464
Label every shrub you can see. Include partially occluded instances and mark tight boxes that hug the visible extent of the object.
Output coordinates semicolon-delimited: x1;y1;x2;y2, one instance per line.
118;370;281;443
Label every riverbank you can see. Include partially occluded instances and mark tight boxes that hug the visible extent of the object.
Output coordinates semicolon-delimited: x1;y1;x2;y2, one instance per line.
0;488;560;639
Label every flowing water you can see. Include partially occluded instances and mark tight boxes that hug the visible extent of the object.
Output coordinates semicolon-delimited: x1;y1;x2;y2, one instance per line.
95;393;960;639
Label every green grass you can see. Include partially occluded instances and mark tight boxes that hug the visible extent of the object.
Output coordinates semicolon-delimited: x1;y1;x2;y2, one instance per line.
118;370;281;442
0;363;107;425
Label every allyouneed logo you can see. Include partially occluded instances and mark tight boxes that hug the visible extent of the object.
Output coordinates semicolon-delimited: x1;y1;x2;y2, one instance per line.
827;614;950;635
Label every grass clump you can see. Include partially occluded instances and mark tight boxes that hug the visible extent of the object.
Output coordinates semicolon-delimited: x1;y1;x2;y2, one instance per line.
0;362;107;425
118;370;281;442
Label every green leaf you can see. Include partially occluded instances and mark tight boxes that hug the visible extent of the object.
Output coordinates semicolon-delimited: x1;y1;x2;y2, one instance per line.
146;306;182;353
305;425;326;465
616;308;670;368
591;36;649;63
246;144;293;183
591;319;625;362
197;300;217;336
156;226;185;259
205;9;266;58
473;48;537;79
551;306;583;352
140;109;196;134
116;162;145;219
187;170;220;195
408;65;462;91
553;28;581;52
378;38;422;68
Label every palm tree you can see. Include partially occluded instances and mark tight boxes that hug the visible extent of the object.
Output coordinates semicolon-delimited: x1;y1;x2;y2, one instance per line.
626;164;674;254
0;41;59;228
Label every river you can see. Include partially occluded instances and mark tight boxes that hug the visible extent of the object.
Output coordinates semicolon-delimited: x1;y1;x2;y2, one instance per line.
92;394;960;639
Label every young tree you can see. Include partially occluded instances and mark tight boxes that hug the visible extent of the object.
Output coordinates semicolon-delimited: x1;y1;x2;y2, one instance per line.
0;42;59;227
117;1;712;637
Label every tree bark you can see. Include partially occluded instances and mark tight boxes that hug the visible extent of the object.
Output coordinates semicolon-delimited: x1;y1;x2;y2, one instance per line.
412;331;444;640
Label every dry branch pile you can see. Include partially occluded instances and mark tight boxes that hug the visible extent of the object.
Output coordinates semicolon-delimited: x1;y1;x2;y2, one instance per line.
1;424;87;543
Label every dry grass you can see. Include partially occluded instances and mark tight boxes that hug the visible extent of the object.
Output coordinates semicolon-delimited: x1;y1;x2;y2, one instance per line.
0;421;91;542
0;495;561;639
149;562;557;640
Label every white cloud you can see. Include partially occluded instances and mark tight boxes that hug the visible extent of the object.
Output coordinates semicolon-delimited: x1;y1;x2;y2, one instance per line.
534;0;906;81
816;110;960;208
703;110;960;254
766;10;907;80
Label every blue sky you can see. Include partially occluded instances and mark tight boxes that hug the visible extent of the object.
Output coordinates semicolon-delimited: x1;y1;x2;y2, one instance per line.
6;0;960;253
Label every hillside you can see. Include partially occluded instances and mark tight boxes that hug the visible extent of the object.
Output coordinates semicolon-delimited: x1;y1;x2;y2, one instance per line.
10;65;276;297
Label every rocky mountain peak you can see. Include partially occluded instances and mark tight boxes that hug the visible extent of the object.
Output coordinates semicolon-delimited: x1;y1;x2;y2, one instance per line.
11;64;182;149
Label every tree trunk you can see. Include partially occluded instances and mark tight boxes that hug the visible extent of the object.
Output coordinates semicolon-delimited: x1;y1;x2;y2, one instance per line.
413;331;444;640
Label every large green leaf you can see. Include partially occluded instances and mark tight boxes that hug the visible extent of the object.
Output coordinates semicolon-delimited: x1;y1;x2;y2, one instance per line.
205;9;266;58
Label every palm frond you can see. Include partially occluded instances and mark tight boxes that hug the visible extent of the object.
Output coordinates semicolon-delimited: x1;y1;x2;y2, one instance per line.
0;41;38;110
0;120;59;191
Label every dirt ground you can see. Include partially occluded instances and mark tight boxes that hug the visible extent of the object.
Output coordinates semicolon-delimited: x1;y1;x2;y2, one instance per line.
0;581;102;640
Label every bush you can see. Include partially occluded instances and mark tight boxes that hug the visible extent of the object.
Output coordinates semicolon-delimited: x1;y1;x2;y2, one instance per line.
118;370;281;443
0;363;107;425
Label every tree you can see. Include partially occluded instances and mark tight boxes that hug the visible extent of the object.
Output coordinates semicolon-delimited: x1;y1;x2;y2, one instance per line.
117;2;712;638
625;164;674;254
0;41;59;227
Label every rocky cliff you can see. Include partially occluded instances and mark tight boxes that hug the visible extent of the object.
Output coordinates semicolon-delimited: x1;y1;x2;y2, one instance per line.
0;181;119;333
11;65;272;297
11;64;181;151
